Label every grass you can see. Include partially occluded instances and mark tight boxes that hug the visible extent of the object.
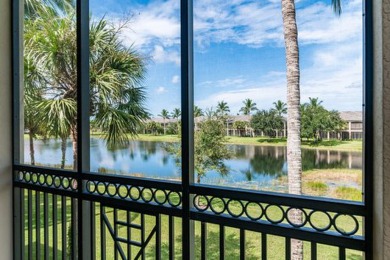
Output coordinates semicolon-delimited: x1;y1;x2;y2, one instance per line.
275;168;363;201
28;133;362;151
304;181;328;196
23;187;364;260
335;186;363;201
124;134;363;152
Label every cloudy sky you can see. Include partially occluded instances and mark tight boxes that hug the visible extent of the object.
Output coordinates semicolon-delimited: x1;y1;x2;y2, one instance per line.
90;0;363;116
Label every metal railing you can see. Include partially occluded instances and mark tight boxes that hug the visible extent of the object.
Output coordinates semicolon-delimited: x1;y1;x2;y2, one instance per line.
13;164;368;259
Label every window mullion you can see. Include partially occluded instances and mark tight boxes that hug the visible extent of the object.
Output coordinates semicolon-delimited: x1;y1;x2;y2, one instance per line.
76;0;91;259
181;0;195;258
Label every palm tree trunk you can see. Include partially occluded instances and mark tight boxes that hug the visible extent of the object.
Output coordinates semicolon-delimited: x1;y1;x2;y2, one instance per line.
29;131;35;165
281;0;303;259
60;135;67;169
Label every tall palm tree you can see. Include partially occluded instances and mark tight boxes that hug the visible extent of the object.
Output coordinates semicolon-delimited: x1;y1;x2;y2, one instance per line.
216;100;230;116
194;106;204;118
171;108;181;134
272;100;287;116
25;7;148;170
37;99;76;168
24;56;46;165
239;98;257;115
24;0;75;166
158;109;170;135
308;97;323;108
171;108;181;122
281;1;342;259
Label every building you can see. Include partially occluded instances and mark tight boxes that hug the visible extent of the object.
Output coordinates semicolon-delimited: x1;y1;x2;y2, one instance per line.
339;111;363;139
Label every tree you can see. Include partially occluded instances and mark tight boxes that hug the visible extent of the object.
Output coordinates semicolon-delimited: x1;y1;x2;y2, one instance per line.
24;57;46;165
233;120;250;137
171;108;181;121
164;118;231;184
272;100;287;116
145;121;163;135
194;106;204;118
37;99;76;168
158;109;170;135
239;98;257;115
25;4;149;170
216;100;230;116
205;107;218;119
24;0;75;167
300;98;345;141
171;108;181;134
281;1;342;258
250;110;284;137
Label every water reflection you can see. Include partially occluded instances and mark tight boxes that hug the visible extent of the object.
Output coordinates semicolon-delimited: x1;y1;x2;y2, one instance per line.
25;138;362;188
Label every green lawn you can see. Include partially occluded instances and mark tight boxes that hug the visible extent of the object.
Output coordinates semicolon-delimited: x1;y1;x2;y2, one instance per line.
113;134;362;152
24;189;363;259
30;133;362;152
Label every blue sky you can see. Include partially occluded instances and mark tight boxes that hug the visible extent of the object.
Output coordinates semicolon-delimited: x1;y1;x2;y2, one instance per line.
90;0;363;116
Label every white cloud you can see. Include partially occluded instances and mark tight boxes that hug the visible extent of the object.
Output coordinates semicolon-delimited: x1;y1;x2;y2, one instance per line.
152;46;180;65
196;85;286;113
196;39;363;113
151;45;180;65
171;75;180;84
199;76;247;88
116;0;180;48
156;86;167;94
107;0;362;62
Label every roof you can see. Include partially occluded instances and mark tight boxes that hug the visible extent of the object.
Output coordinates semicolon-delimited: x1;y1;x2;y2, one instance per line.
148;111;362;124
339;111;362;122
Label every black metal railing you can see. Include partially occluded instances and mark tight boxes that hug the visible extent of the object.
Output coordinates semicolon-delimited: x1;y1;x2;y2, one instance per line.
13;164;368;259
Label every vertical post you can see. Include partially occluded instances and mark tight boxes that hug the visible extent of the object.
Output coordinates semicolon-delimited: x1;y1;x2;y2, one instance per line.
76;0;91;259
363;0;373;259
181;0;195;259
12;0;23;258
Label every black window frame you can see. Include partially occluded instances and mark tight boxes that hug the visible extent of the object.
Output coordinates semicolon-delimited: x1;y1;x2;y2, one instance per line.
11;0;374;259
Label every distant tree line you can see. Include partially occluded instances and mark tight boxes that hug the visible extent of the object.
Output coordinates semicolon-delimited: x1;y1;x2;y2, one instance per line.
150;97;346;141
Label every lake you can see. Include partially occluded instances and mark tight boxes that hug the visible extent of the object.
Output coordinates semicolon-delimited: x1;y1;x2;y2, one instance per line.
24;138;362;190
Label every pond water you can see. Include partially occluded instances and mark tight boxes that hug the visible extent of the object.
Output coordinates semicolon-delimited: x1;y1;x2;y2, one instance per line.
24;138;362;190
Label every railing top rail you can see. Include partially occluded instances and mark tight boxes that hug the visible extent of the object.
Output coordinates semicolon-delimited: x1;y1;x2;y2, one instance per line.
191;184;366;216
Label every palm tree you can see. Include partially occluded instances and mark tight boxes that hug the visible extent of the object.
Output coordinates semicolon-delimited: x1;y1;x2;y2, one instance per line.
239;98;257;115
171;108;181;134
308;97;323;108
281;0;342;258
24;0;75;166
37;99;76;168
204;107;217;119
25;0;74;18
24;57;46;165
171;108;181;122
194;106;204;118
158;109;170;135
25;6;148;170
216;101;230;116
272;100;287;116
272;100;287;137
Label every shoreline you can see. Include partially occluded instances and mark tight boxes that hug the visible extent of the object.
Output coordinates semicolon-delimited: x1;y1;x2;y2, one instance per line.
26;133;363;152
123;133;363;152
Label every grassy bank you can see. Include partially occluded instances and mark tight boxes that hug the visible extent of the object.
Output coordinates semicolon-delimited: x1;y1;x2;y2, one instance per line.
276;168;363;201
30;133;362;151
127;134;363;152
